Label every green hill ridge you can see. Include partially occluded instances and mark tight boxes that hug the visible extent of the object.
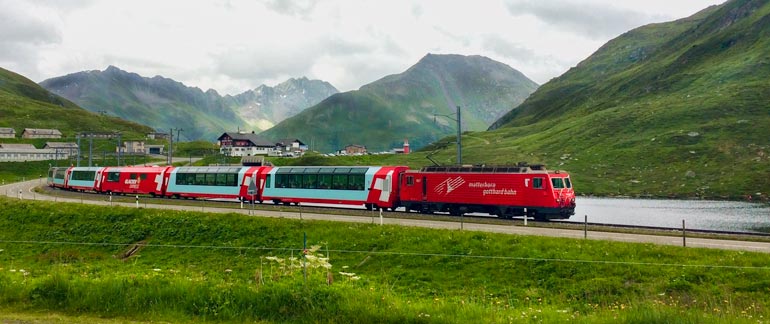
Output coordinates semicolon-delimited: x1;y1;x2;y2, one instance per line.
0;67;153;140
424;0;770;199
260;54;538;152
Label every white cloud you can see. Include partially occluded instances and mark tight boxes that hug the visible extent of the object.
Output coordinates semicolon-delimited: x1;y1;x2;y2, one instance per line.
1;0;727;95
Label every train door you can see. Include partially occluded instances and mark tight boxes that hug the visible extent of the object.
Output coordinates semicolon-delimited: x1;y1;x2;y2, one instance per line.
95;169;103;192
422;176;427;201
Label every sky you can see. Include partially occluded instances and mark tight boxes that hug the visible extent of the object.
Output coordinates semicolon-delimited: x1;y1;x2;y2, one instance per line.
1;0;726;95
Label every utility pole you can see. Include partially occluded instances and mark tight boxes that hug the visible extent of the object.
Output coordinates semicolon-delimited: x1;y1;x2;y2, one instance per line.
170;128;183;165
76;134;81;167
88;133;94;167
433;105;463;165
456;105;462;165
117;132;122;166
168;128;173;165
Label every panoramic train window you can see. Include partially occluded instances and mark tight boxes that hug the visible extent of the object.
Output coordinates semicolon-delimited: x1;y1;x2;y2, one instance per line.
565;178;572;188
55;169;66;179
272;167;367;190
551;178;565;189
533;178;543;189
107;172;120;182
175;172;238;186
265;174;271;188
71;170;96;181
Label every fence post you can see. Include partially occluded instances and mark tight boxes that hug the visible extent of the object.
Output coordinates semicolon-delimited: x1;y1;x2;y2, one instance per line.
682;219;686;247
523;208;528;226
584;215;588;239
303;232;307;283
135;195;139;208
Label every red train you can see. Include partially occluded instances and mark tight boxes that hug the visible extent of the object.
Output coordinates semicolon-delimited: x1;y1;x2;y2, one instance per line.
47;163;576;220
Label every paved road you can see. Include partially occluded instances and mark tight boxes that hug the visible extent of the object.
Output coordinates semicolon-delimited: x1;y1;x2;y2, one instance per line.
4;179;770;253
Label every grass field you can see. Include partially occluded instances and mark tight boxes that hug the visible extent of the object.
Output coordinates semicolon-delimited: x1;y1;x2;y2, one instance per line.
1;197;769;323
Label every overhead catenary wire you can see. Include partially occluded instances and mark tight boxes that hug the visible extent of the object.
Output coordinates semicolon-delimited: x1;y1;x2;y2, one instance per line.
1;239;769;271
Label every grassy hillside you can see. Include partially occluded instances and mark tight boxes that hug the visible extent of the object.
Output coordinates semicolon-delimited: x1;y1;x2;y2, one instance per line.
421;0;770;199
0;67;154;140
261;54;538;153
40;66;250;141
1;198;769;322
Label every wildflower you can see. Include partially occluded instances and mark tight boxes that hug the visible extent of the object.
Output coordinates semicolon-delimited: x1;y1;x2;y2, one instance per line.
153;268;161;272
225;269;232;273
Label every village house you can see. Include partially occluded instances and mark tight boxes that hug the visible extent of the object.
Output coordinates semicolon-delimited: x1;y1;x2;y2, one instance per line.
0;128;16;138
118;141;146;154
344;144;367;155
217;131;276;157
43;142;79;156
0;143;67;162
21;128;62;139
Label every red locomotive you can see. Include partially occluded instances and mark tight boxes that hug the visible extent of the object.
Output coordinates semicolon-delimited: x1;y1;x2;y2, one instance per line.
47;163;575;220
400;165;575;220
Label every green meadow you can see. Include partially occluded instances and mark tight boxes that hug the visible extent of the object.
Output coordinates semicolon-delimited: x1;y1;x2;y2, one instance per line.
0;197;769;323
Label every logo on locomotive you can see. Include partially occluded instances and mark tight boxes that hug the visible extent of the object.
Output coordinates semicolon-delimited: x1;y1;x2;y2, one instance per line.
434;177;466;195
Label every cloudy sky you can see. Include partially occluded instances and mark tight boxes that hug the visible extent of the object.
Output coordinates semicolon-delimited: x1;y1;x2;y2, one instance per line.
1;0;725;95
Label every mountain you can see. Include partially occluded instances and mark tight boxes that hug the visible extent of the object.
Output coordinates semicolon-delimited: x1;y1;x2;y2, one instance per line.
225;77;338;130
0;67;153;140
39;66;250;141
260;54;538;152
438;0;770;198
40;67;336;141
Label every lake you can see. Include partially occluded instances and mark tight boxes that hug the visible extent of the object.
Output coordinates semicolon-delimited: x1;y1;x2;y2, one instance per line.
566;197;770;233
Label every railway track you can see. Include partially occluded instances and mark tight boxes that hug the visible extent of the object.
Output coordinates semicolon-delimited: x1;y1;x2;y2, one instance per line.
39;186;770;241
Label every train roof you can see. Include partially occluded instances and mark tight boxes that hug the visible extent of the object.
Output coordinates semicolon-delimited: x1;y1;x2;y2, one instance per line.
173;166;249;173
417;164;563;174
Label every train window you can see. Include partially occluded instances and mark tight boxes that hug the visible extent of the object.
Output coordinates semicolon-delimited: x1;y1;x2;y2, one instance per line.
195;173;206;185
533;178;543;189
289;174;302;188
551;178;565;189
318;168;335;174
140;174;148;180
71;171;96;181
350;168;367;174
275;174;287;188
565;178;572;188
318;174;332;189
349;174;365;190
216;173;228;186
290;168;305;173
332;174;348;189
406;176;414;186
107;172;120;182
303;174;318;189
130;173;138;180
305;168;320;173
276;168;292;174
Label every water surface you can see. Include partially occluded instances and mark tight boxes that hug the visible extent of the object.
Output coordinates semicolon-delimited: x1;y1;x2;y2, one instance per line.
566;197;770;233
